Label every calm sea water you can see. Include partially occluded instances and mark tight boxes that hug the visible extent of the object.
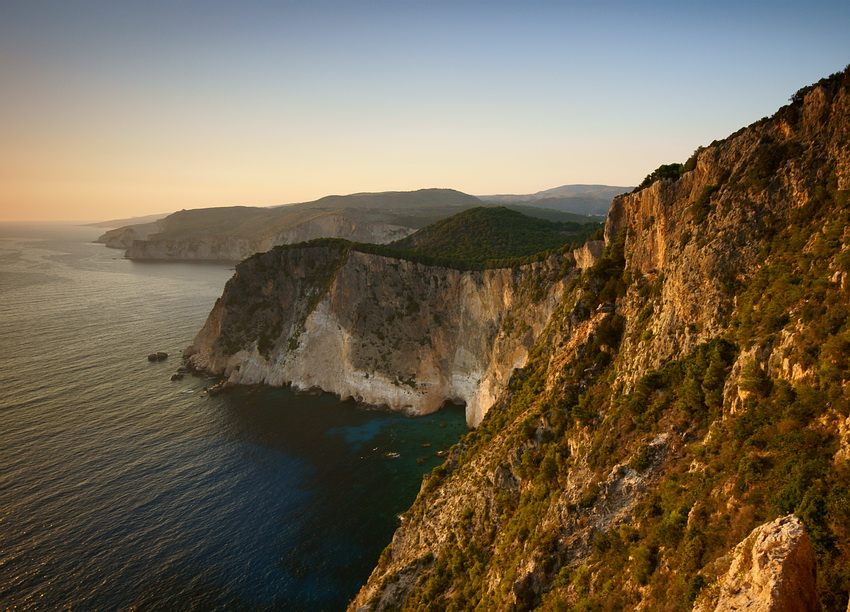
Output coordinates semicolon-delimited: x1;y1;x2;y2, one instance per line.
0;223;467;611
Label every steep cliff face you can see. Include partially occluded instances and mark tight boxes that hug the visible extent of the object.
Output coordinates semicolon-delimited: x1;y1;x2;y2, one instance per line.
186;242;574;426
349;67;850;610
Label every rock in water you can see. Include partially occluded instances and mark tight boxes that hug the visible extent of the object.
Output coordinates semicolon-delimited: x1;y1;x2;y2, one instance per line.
694;514;819;612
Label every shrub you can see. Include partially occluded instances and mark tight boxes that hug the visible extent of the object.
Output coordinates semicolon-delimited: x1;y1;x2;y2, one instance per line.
633;163;685;193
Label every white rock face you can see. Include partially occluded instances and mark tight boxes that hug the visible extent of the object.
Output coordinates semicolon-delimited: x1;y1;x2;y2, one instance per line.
187;245;572;426
694;514;820;612
573;239;605;270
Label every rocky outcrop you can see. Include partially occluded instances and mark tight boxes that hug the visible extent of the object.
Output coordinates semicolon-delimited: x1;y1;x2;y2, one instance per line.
572;239;605;270
694;515;820;612
186;243;573;426
95;221;161;248
604;65;850;391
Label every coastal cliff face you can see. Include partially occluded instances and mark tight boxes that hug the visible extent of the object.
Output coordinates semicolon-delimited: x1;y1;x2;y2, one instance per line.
186;243;573;426
348;67;850;610
125;212;413;262
95;221;161;249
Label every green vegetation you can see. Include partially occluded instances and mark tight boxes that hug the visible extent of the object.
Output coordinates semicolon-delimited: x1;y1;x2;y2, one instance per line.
246;207;601;273
632;163;686;193
504;204;608;224
390;206;603;267
740;137;806;191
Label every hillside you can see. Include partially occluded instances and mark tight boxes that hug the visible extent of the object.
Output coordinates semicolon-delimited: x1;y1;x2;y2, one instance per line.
348;65;850;610
103;188;607;262
112;189;481;261
388;207;603;266
503;205;607;224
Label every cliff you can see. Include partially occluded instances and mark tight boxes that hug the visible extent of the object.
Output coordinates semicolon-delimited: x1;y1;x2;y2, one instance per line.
347;66;850;610
186;241;575;426
95;220;162;249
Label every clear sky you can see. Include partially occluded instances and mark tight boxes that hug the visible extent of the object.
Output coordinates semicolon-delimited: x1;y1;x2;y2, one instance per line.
1;0;848;222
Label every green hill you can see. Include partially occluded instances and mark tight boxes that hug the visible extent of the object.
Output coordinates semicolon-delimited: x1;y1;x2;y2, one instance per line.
389;206;603;265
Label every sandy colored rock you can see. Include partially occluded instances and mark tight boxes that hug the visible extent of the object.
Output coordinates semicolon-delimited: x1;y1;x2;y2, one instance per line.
694;515;819;612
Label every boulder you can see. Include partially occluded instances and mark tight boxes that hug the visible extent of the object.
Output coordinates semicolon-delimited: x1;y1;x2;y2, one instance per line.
694;514;820;612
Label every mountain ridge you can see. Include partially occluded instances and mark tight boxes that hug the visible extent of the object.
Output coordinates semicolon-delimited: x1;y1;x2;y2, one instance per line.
96;187;613;261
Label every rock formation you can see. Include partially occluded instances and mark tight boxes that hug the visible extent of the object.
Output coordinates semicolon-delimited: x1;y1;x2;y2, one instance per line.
344;66;850;610
694;515;819;612
124;211;414;262
95;221;161;249
186;242;577;426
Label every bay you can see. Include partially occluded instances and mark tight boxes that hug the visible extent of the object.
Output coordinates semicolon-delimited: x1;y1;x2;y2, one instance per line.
0;223;466;610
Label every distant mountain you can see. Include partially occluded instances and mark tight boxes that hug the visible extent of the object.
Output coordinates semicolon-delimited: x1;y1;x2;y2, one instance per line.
479;184;631;215
281;188;482;211
98;188;607;262
85;212;170;228
104;189;486;262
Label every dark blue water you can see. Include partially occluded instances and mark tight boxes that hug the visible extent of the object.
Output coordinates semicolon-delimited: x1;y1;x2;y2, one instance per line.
0;223;467;610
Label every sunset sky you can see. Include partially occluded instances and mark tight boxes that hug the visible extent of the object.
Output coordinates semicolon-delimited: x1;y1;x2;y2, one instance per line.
1;0;849;222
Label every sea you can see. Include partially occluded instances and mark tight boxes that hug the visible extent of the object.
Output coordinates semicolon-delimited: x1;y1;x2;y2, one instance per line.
0;222;467;611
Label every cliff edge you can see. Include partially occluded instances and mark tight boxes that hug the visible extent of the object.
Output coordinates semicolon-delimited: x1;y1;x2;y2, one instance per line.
186;242;576;426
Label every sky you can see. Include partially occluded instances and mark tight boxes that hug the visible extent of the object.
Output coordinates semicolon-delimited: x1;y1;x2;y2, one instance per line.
1;1;849;222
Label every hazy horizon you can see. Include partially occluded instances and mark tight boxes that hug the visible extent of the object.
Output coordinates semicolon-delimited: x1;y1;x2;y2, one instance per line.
2;0;849;222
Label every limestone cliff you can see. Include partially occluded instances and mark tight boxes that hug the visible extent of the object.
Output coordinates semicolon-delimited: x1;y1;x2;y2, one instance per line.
348;66;850;610
694;515;819;612
186;242;574;426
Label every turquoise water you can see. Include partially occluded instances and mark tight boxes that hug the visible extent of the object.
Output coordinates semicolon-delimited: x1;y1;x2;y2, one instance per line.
0;223;467;610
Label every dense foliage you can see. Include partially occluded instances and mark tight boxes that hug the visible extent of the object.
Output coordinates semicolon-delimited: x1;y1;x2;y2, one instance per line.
632;163;686;193
390;206;603;266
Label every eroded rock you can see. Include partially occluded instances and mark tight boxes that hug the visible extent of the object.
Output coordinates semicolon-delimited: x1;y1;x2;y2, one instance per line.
694;514;819;612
